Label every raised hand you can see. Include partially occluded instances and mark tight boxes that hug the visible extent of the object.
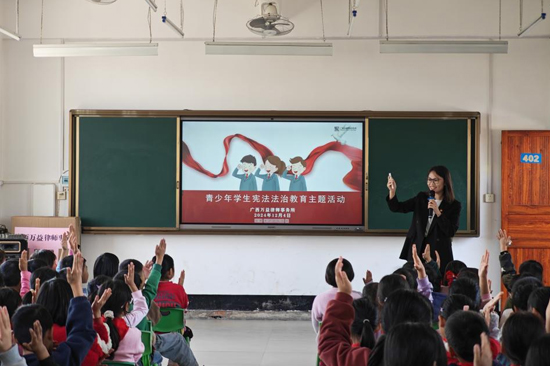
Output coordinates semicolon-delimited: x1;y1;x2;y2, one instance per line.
155;239;166;265
479;250;490;297
92;288;112;319
178;270;186;286
387;175;397;198
435;250;441;269
31;278;41;304
124;262;138;292
362;270;373;284
412;244;427;279
335;256;352;295
19;250;28;272
422;244;432;263
22;320;50;361
66;252;84;297
0;307;13;352
482;292;503;327
68;224;79;254
473;333;493;366
497;229;512;252
143;260;153;280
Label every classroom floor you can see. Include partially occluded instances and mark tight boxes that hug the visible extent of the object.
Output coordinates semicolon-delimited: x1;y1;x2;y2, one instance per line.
180;319;317;366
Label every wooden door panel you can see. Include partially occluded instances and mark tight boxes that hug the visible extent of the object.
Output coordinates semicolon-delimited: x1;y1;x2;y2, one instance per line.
502;131;550;290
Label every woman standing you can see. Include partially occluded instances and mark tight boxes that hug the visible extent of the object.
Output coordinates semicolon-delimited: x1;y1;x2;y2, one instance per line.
386;166;461;273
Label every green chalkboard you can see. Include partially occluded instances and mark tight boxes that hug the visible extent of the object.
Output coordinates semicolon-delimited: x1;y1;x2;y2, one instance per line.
367;118;474;232
77;117;179;229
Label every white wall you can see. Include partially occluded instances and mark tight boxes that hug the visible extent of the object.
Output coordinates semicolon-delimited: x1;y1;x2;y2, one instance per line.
1;0;549;296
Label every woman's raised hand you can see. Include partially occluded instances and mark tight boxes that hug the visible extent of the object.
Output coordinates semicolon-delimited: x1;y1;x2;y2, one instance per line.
387;175;397;198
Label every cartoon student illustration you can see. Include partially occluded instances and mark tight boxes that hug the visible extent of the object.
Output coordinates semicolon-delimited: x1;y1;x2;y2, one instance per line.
232;155;258;191
282;156;307;191
255;155;286;191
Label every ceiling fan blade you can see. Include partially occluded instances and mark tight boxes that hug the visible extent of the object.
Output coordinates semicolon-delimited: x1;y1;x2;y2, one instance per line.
249;17;267;28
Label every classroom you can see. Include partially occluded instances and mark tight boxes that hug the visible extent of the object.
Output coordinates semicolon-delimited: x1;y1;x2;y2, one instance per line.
0;0;549;365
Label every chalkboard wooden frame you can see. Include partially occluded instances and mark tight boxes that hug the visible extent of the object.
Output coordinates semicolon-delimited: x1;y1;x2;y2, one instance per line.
69;110;479;236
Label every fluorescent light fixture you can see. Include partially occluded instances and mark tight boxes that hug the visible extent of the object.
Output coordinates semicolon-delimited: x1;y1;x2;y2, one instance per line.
518;13;546;37
380;40;508;54
205;42;333;56
162;16;184;37
145;0;157;12
33;43;158;57
0;27;20;41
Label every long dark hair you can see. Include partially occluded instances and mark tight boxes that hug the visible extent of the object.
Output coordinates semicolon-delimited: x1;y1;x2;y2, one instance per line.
98;279;132;356
351;297;377;349
36;278;73;326
427;165;455;203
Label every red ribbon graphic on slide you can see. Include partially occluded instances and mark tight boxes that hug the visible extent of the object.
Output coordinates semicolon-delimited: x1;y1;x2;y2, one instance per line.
182;134;363;191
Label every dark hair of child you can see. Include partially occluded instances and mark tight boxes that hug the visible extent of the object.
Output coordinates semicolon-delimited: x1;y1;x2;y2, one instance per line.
519;260;543;282
119;259;144;274
0;287;22;318
93;252;120;278
393;267;417;290
525;334;550;366
502;311;545;366
443;260;467;286
98;279;132;356
528;287;550;321
31;250;57;268
28;258;48;273
362;282;378;305
240;155;257;165
351;297;377;349
440;294;478;320
384;323;447;366
152;254;175;281
114;269;142;289
12;304;54;345
325;258;355;288
377;274;410;307
457;267;479;283
0;259;20;287
381;289;433;333
87;275;111;302
445;310;489;362
36;278;74;326
512;276;543;311
31;267;61;289
449;277;480;306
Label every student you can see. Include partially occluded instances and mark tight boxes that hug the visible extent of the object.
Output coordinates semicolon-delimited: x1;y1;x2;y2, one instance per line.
0;288;21;319
255;155;285;191
449;277;481;307
12;252;96;366
140;240;199;366
500;312;545;366
312;258;362;334
232;155;258;191
30;250;57;270
445;310;500;366
58;255;89;284
438;294;478;340
0;306;45;366
376;274;409;308
28;259;48;273
528;287;550;321
282;156;307;191
99;264;147;363
443;260;467;289
351;297;377;349
511;277;543;312
384;323;447;366
0;259;21;293
93;252;119;278
525;334;550;366
153;254;189;309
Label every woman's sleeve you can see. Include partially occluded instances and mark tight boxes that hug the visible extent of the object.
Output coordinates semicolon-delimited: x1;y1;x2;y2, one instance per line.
434;200;461;237
386;194;417;214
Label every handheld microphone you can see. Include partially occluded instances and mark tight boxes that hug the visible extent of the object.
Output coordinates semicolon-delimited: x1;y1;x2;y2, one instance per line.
428;190;435;218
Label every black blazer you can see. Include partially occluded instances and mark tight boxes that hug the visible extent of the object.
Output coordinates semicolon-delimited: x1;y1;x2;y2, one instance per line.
386;192;461;273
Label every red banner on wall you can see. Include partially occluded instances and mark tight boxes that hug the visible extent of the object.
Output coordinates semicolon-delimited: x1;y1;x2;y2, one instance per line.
181;191;363;225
